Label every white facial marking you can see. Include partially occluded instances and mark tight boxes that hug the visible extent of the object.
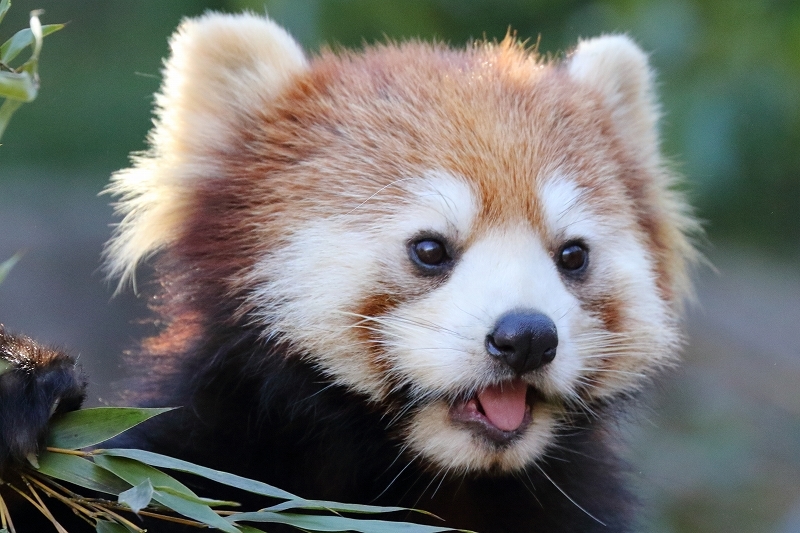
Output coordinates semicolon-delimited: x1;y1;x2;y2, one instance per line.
538;173;678;399
538;175;600;245
246;170;477;398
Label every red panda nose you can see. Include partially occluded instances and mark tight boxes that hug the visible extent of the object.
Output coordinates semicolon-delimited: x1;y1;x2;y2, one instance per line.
485;311;558;375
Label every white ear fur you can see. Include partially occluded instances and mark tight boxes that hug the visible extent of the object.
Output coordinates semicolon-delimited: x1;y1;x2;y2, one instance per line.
569;36;699;305
105;12;307;288
567;35;660;167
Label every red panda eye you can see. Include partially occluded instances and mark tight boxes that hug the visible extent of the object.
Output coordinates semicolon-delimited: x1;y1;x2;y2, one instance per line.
410;238;450;269
558;242;589;273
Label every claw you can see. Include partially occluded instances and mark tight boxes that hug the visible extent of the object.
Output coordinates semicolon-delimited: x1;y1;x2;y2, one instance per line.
26;452;39;468
49;397;61;417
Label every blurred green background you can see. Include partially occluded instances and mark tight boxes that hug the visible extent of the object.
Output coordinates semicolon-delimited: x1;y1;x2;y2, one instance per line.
1;1;799;532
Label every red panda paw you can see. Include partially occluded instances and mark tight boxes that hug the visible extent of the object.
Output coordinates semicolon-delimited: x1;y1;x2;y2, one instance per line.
0;325;86;473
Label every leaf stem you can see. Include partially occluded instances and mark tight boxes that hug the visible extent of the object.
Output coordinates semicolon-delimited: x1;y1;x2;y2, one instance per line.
0;491;17;533
90;504;145;533
45;447;90;456
7;484;48;520
27;470;206;531
20;477;68;533
133;509;208;528
25;473;147;532
23;474;96;519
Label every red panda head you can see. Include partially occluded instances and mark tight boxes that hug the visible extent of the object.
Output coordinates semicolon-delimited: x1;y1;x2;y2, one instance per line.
107;13;697;474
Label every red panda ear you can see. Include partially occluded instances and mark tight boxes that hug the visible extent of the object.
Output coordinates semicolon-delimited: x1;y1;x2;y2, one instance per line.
568;36;699;307
155;12;308;155
566;35;660;169
105;13;307;290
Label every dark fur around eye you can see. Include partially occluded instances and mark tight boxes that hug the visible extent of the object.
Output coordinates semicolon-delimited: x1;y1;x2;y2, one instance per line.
557;241;589;274
408;236;453;274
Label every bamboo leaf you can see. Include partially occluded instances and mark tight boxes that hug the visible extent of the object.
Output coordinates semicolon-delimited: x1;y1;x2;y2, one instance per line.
46;407;174;450
237;527;267;533
228;512;465;533
0;94;23;139
93;455;194;497
0;24;63;65
118;479;153;514
36;451;131;495
0;0;10;26
99;448;297;500
95;520;132;533
28;9;42;63
152;490;241;533
154;485;239;508
263;498;407;515
0;70;36;101
93;455;239;533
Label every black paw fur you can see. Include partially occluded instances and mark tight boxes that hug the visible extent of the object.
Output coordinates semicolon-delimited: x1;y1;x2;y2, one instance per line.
0;325;87;472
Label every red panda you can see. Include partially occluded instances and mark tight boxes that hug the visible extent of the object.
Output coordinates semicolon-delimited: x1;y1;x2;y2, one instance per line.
0;12;696;533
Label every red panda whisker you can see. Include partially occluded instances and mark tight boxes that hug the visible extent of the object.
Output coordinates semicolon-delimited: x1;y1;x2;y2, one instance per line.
346;177;417;215
531;462;607;526
577;367;649;379
374;450;426;502
338;311;467;339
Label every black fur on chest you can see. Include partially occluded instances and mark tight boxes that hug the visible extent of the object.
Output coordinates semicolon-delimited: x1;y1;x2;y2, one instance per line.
119;317;636;533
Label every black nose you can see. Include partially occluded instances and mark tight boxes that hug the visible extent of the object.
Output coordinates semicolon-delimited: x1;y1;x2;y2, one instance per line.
485;311;558;375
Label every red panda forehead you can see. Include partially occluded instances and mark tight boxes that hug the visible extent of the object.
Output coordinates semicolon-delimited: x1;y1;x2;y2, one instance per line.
249;40;637;233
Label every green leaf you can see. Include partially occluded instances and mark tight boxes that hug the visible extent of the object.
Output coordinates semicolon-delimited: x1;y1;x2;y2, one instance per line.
0;0;9;27
228;512;465;533
152;490;241;533
0;252;22;285
36;451;131;495
95;521;131;533
118;478;153;514
93;455;194;497
46;407;175;450
99;448;297;500
154;485;239;508
0;70;36;101
0;24;63;65
237;527;267;533
263;498;407;515
93;455;239;533
0;359;11;377
0;94;23;139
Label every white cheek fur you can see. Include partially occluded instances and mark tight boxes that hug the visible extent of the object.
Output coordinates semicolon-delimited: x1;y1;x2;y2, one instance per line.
538;174;679;399
245;171;478;398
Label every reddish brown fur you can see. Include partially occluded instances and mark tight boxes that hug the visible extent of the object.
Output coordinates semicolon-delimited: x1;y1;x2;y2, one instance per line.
355;293;402;376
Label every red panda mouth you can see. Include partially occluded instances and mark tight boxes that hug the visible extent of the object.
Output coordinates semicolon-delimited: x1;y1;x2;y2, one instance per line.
448;378;534;443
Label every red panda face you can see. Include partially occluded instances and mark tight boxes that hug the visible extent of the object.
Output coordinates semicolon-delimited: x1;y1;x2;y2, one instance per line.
107;15;696;474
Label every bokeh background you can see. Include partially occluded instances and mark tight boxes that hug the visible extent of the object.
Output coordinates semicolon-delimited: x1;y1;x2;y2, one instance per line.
1;1;798;532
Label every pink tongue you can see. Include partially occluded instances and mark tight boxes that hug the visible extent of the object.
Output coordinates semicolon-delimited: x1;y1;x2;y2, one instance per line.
476;379;528;432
